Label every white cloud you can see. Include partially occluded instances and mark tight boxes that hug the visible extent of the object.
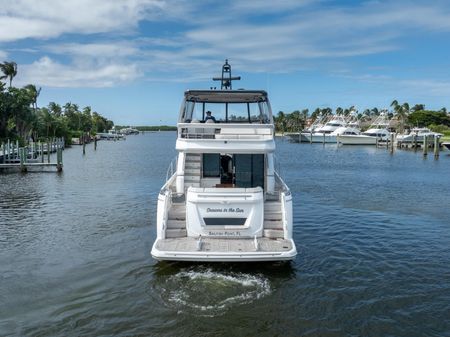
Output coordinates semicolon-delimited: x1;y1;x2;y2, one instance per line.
15;56;141;88
46;43;140;58
400;79;450;96
5;0;450;88
0;0;165;42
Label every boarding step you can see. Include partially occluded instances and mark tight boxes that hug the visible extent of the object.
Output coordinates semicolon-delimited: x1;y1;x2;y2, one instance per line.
263;229;284;239
263;220;283;229
264;212;283;221
265;193;280;202
168;207;186;220
165;228;187;238
166;219;186;229
185;162;201;169
264;201;282;211
185;154;201;163
185;176;200;183
185;168;200;175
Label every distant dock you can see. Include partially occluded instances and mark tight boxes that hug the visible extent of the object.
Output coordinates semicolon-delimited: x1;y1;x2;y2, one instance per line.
0;138;64;172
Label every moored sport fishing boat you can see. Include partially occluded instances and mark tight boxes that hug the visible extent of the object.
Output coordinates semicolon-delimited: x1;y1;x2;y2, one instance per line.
337;113;391;145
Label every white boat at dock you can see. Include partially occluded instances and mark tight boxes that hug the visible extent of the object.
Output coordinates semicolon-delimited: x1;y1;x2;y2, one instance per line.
337;114;391;145
288;115;360;143
397;127;442;143
151;61;296;262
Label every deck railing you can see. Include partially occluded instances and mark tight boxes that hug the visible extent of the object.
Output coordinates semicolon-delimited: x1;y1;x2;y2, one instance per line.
178;123;274;140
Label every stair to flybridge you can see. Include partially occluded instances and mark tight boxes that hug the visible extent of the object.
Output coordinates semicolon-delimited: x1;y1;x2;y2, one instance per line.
184;153;201;188
165;203;187;238
263;201;284;239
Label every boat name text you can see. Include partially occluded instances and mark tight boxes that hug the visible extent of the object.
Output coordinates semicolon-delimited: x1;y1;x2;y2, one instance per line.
206;207;244;213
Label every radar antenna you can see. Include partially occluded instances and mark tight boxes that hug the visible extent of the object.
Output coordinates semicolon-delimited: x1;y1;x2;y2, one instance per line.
212;59;241;90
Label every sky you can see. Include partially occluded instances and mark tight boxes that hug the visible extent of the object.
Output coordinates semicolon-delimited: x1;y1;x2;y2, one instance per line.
1;0;450;125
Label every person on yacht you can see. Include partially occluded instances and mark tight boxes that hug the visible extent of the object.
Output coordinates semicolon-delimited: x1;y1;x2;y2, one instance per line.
205;111;216;123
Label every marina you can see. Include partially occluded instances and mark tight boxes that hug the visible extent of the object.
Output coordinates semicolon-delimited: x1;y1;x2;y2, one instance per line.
1;133;450;336
3;1;450;335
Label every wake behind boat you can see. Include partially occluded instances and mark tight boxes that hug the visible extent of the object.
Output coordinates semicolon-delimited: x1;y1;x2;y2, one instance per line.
151;60;297;262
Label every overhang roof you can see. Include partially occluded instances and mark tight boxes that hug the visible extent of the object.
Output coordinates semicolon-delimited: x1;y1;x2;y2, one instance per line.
184;90;268;103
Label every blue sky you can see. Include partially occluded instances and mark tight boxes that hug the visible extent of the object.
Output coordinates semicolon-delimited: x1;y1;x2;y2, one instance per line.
1;0;450;125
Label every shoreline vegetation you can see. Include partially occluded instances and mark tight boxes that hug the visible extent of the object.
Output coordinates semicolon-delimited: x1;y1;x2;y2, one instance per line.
1;61;114;146
3;60;450;144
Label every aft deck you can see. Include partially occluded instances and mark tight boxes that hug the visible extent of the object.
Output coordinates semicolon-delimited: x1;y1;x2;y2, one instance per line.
152;236;296;261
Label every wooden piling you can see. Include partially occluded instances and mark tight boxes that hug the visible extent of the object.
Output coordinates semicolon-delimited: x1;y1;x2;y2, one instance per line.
57;147;63;172
19;148;27;172
423;135;428;156
83;134;86;155
310;130;313;144
1;142;5;163
94;136;97;150
47;140;51;163
390;133;394;154
434;135;439;158
323;133;325;145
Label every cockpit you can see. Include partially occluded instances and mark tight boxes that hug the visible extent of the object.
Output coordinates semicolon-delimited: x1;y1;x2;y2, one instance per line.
179;90;273;124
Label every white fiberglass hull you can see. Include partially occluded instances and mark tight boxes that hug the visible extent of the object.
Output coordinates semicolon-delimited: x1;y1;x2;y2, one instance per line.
300;133;337;143
153;185;296;262
397;134;439;143
337;135;379;145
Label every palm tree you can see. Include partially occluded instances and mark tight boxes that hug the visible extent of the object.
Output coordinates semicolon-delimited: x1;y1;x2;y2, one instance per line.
48;102;62;116
0;61;18;87
24;84;41;112
275;111;286;135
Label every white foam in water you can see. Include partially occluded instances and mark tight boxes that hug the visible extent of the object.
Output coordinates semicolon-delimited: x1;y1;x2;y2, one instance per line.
161;268;271;316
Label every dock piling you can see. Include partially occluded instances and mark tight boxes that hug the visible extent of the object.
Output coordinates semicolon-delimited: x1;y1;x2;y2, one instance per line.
57;147;63;172
47;140;51;163
390;133;394;154
423;135;428;157
83;134;86;155
434;136;439;159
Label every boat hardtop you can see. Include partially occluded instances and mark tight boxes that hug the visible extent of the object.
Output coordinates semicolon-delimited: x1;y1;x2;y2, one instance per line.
151;60;296;262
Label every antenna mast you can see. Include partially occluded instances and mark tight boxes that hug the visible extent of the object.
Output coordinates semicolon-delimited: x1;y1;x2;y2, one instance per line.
212;59;241;90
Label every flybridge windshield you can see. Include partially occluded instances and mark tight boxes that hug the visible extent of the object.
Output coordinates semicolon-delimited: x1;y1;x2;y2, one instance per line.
181;101;271;124
180;91;273;124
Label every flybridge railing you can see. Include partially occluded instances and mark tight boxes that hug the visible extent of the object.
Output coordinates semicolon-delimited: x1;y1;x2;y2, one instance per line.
178;123;274;140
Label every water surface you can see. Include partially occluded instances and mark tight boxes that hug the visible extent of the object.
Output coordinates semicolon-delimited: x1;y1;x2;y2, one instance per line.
1;133;450;336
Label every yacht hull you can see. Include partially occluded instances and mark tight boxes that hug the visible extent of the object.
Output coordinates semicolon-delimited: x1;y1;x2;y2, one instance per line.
300;133;337;143
337;135;378;145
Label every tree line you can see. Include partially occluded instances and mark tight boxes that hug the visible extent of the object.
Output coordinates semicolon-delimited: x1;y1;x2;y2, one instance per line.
274;102;450;134
0;61;114;145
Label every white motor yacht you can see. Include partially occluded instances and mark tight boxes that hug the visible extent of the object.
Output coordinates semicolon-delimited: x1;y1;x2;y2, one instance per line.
300;115;347;143
337;114;391;145
397;127;442;143
151;61;297;262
